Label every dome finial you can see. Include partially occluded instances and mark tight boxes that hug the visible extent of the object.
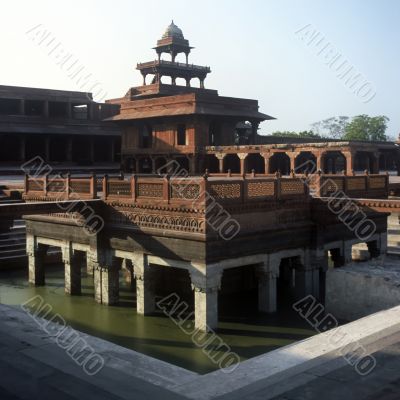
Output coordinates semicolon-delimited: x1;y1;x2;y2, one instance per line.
162;21;184;39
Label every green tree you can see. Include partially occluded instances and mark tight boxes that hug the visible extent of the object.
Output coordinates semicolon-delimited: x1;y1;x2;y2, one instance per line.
310;116;350;139
271;130;321;138
343;115;389;141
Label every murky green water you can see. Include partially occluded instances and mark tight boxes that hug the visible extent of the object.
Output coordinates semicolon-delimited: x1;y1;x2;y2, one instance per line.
0;266;316;374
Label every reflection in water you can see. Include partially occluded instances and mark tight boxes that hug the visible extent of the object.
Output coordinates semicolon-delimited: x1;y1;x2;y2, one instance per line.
0;265;316;374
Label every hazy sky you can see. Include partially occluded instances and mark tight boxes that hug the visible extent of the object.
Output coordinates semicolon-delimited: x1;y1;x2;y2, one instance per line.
1;0;399;137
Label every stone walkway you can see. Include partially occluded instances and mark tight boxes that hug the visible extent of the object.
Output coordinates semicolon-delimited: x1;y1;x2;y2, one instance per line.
268;343;400;400
0;303;400;400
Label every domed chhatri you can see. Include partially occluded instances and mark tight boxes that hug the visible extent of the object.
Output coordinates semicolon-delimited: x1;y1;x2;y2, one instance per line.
162;20;184;40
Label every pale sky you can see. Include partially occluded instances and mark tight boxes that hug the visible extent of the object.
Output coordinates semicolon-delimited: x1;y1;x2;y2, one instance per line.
1;0;399;137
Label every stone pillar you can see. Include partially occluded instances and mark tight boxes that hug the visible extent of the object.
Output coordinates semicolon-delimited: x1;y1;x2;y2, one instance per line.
238;153;248;175
215;153;225;173
315;152;322;172
343;151;354;174
93;262;119;305
133;254;155;315
93;264;102;303
343;242;353;264
101;262;119;305
27;235;46;286
261;153;271;174
190;267;222;332
256;262;279;313
289;152;299;174
86;248;97;275
62;244;81;295
193;287;218;332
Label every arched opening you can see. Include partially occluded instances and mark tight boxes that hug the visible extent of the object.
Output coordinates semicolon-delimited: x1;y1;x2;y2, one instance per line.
208;121;222;146
354;151;374;173
219;266;257;316
322;151;346;174
224;154;240;173
203;154;219;173
155;157;168;174
0;135;22;162
174;156;189;173
153;265;193;306
138;157;152;173
246;153;265;173
295;152;317;174
123;157;136;172
175;77;187;87
270;152;290;175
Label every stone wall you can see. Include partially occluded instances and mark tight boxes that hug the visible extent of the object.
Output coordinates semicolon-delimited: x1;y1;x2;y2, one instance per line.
326;257;400;321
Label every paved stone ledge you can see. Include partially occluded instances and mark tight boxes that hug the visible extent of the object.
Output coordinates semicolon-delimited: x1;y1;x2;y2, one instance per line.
0;302;400;399
170;305;400;399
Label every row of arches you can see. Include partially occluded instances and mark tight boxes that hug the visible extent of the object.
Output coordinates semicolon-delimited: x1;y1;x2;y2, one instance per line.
203;150;394;175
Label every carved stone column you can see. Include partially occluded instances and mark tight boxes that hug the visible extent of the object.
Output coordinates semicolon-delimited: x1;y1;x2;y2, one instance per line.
261;152;271;174
93;255;119;305
289;152;300;174
133;254;155;315
27;235;47;286
215;153;226;173
238;153;248;175
343;151;354;174
62;244;81;295
190;266;222;332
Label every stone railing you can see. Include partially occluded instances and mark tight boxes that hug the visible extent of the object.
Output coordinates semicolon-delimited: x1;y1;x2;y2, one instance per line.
103;174;309;205
23;172;389;204
314;173;389;198
24;174;97;200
